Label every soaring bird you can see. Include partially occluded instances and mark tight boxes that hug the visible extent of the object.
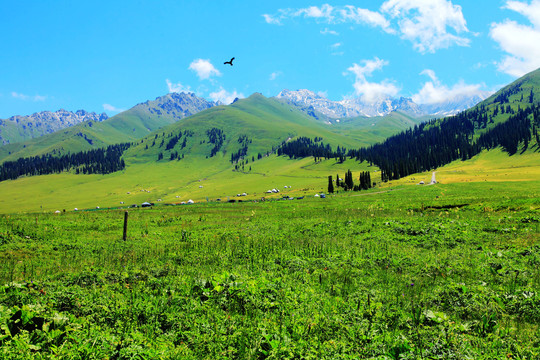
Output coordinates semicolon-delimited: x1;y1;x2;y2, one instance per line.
224;57;235;66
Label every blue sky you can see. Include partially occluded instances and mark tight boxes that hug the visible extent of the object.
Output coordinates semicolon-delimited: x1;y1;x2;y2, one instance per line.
2;0;540;118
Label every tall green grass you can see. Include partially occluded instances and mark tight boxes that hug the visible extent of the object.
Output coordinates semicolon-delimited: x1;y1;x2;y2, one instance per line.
1;181;538;358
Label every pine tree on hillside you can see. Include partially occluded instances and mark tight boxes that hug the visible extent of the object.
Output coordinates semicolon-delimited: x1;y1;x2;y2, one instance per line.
345;169;354;190
328;175;334;194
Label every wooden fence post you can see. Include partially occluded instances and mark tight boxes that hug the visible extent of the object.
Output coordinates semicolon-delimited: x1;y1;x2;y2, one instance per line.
123;211;129;241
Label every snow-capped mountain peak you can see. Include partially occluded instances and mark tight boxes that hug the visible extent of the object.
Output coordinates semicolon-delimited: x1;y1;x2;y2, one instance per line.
276;89;489;119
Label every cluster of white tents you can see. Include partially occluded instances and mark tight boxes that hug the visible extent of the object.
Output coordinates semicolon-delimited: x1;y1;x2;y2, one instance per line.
61;181;334;213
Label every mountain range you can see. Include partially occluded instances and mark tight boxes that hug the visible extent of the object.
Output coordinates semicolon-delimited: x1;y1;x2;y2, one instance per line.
276;89;491;121
0;92;220;162
0;109;108;146
0;73;535;169
0;88;489;149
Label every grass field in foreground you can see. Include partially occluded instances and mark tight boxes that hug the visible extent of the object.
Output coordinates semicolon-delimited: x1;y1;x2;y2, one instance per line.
0;180;539;359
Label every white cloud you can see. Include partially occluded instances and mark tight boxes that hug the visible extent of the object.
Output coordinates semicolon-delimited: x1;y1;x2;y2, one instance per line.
189;59;221;80
413;69;486;104
264;1;470;53
339;5;394;33
321;27;339;35
103;104;126;113
269;71;282;81
209;87;244;105
344;57;400;102
490;0;540;77
263;13;282;25
264;5;335;25
295;4;335;20
317;90;329;98
420;69;438;82
12;92;28;100
331;42;344;56
505;0;540;27
11;92;46;101
166;79;192;93
380;0;470;53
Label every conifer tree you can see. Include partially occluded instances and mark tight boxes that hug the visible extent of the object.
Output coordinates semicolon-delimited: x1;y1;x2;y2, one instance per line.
328;175;334;194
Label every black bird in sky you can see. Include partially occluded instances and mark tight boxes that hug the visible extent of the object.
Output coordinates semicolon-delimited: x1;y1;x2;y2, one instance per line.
224;57;235;66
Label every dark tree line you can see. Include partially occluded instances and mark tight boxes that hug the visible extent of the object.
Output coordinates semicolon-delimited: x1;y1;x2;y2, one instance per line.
158;129;194;161
358;171;372;190
230;135;252;163
165;131;183;150
0;143;131;182
348;104;540;181
206;128;225;157
334;170;373;192
164;129;193;151
277;137;345;161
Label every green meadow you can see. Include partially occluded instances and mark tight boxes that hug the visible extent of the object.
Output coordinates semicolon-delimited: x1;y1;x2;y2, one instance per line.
1;89;539;358
0;154;376;213
1;142;539;214
1;177;539;359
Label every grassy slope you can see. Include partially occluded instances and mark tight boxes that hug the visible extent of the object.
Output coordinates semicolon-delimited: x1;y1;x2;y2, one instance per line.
0;117;73;146
1;143;538;213
0;98;429;163
0;120;36;145
0;94;381;213
335;111;428;145
0;106;181;163
2;68;540;213
421;68;540;137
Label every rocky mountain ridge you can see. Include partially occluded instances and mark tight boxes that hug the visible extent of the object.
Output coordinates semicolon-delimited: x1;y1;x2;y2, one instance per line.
276;89;490;119
0;109;108;145
132;92;221;121
4;109;108;127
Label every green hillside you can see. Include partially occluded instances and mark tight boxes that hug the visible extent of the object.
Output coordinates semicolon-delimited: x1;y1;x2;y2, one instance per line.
2;69;540;213
421;68;540;137
0;94;433;165
0;119;34;145
335;111;428;143
328;68;540;191
126;93;361;162
0;93;216;163
0;113;165;164
0;92;424;214
0;110;109;146
0;94;378;212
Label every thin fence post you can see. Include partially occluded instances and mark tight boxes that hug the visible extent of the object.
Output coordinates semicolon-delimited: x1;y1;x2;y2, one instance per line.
123;211;129;241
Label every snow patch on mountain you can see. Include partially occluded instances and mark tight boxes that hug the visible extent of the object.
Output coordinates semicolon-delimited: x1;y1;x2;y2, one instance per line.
277;89;489;119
